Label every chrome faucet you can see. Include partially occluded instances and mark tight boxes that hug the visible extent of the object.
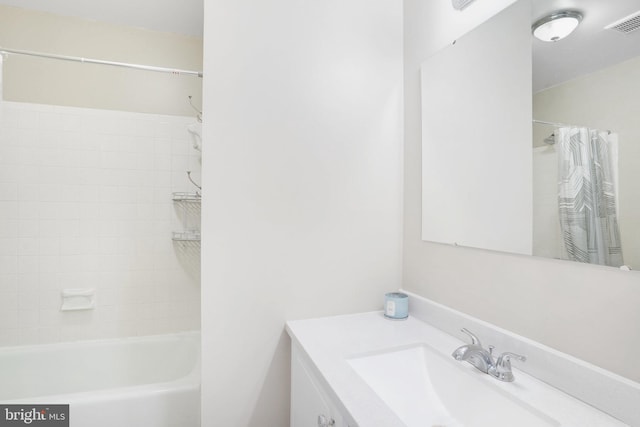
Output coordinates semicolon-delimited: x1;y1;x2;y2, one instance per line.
451;328;526;382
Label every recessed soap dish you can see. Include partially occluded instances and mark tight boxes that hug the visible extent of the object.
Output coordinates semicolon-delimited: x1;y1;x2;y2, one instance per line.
60;288;96;311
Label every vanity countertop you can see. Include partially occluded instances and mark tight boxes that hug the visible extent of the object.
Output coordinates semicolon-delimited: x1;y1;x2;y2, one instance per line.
286;311;628;427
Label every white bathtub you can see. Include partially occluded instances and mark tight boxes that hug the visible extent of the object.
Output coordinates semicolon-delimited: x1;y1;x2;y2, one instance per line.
0;331;200;427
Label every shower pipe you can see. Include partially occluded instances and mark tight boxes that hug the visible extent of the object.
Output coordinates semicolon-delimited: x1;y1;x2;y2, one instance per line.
0;47;203;78
533;119;611;134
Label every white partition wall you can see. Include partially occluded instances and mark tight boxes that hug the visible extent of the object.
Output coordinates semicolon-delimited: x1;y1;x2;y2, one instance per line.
201;0;403;425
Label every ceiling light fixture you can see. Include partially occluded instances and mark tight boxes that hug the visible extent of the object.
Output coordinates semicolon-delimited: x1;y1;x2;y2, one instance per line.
532;11;583;42
452;0;476;11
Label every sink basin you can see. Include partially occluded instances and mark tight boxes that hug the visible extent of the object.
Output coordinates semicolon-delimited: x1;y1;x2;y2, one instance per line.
347;344;560;427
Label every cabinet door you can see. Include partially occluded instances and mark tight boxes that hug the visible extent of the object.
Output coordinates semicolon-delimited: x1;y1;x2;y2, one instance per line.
291;344;343;427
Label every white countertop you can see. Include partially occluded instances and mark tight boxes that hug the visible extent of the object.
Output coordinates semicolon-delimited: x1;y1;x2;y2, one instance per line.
286;311;628;427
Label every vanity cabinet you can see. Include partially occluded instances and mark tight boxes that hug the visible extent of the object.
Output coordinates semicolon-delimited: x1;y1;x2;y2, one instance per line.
291;343;353;427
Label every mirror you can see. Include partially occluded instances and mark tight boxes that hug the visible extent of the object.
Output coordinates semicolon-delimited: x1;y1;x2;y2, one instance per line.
421;0;532;256
422;0;640;270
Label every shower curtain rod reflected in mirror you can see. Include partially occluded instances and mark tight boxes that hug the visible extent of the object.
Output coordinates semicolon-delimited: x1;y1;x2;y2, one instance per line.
0;47;203;78
533;119;611;134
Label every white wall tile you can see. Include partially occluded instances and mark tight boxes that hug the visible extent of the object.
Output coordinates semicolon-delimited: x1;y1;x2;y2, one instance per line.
0;309;19;329
38;220;60;237
39;290;61;309
0;220;18;238
18;202;39;220
17;147;41;166
0;274;18;293
0;256;18;275
154;154;172;171
18;328;39;345
38;186;62;202
38;256;61;274
59;238;86;255
0;238;18;256
18;273;39;291
18;220;39;237
18;130;40;149
38;238;60;256
0;147;20;165
37;327;60;344
0;292;18;311
0;201;18;219
37;203;62;220
59;184;83;202
18;309;38;327
0;165;21;184
153;138;172;155
18;291;39;310
0;329;19;346
0;183;18;200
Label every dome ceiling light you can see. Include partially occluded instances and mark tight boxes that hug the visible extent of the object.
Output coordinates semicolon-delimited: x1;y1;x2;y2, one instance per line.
532;11;583;42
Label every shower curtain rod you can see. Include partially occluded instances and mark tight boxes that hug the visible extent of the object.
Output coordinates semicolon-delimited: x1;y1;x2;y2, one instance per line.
0;47;203;78
533;119;580;128
533;119;611;134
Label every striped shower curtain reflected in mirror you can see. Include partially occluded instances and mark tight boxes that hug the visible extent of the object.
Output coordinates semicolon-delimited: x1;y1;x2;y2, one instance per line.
557;127;624;267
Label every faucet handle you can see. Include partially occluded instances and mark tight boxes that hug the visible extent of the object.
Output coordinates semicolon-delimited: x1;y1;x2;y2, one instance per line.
499;352;526;364
490;351;527;382
460;328;481;346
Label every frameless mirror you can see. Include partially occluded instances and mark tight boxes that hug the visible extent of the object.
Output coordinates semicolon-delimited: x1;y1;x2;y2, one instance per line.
421;0;532;256
422;0;640;270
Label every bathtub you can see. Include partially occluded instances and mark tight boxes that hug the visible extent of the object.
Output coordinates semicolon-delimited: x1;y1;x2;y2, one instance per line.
0;331;200;427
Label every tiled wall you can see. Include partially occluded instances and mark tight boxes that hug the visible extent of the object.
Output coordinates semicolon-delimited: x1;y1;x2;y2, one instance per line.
0;101;201;346
532;146;563;260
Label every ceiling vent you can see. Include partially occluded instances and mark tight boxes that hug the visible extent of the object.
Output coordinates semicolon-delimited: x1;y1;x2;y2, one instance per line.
605;10;640;34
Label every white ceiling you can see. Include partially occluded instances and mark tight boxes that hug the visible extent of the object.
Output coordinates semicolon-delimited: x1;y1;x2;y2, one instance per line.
1;0;637;90
532;0;640;92
0;0;203;37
